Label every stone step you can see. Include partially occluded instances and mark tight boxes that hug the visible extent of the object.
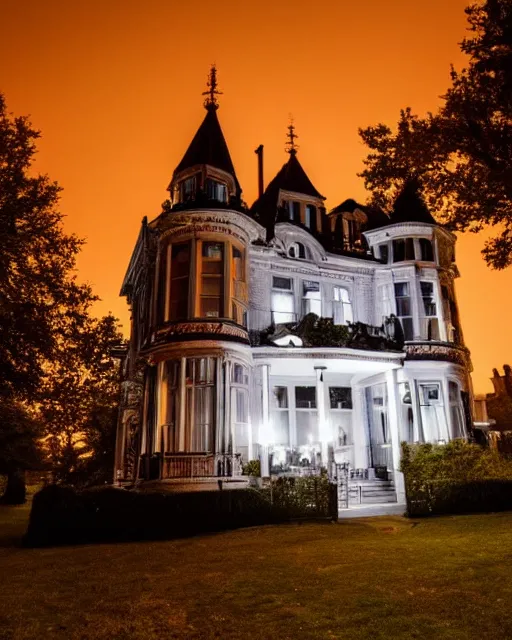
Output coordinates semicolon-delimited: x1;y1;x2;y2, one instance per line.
361;494;397;504
362;489;397;498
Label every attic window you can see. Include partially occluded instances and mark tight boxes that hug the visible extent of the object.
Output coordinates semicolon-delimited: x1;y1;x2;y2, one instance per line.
289;242;306;259
206;179;228;203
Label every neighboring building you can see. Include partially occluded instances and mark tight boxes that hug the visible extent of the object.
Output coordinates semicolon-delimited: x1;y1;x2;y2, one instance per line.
114;69;474;514
476;366;512;431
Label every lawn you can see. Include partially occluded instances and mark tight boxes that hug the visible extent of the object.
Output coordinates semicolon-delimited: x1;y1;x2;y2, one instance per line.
1;502;512;640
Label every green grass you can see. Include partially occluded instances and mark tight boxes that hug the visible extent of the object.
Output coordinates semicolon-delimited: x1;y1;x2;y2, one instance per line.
1;502;512;640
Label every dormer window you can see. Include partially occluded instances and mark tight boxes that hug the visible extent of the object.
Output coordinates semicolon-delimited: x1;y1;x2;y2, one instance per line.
206;178;228;203
289;242;306;259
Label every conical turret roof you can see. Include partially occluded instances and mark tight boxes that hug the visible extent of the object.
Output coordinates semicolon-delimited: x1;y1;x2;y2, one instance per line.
390;178;436;224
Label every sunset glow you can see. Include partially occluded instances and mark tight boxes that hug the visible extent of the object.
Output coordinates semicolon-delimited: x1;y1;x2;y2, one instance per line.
1;0;510;393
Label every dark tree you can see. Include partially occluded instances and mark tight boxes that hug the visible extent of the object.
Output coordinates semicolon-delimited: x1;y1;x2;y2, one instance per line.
0;93;96;400
359;0;512;269
0;400;44;504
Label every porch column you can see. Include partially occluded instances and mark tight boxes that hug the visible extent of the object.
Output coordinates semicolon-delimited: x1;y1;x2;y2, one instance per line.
385;368;406;503
352;386;368;469
315;366;329;467
259;364;270;477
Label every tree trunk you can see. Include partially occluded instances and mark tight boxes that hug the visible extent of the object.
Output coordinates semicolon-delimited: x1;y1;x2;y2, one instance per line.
1;468;26;505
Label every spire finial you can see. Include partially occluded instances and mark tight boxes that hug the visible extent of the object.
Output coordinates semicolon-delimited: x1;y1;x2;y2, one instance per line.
285;116;299;155
202;64;222;111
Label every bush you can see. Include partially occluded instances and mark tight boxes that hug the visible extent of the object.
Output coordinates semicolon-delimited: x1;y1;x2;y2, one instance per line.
262;474;336;520
400;441;512;516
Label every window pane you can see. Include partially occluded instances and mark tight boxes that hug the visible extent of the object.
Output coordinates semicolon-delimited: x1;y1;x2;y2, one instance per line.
379;244;389;263
202;242;224;259
419;238;434;261
232;363;248;385
394;282;409;297
271;411;290;445
296;412;319;445
402;318;414;341
393;239;405;262
170;243;190;321
405;238;415;260
273;276;292;290
201;276;222;296
201;297;222;318
295;386;316;409
329;387;352;409
272;386;288;408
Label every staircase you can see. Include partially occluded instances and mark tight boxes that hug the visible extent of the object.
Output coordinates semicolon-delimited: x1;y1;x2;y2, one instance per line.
348;478;397;505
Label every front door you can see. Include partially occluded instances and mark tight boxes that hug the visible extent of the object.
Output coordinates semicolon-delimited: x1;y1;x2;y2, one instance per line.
365;383;393;472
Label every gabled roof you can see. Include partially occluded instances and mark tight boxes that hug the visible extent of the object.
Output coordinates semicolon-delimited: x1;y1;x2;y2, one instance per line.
173;107;240;189
390;178;437;225
250;152;324;237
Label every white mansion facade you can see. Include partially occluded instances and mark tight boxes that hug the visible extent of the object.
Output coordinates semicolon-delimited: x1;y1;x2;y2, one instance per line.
114;71;473;512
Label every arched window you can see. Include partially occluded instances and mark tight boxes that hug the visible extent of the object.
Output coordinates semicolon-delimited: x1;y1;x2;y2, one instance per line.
289;242;306;259
333;287;353;325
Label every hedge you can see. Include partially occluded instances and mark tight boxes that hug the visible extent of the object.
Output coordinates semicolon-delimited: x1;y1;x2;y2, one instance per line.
23;478;337;547
24;485;279;547
401;441;512;517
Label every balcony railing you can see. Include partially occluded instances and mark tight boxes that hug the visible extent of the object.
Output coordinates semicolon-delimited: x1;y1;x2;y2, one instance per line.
161;453;243;480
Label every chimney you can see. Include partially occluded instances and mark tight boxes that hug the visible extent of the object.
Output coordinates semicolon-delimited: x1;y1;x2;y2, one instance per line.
255;144;264;199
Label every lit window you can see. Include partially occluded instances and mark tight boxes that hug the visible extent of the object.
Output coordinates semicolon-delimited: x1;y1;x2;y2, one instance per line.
206;179;228;203
271;276;295;324
393;238;415;262
418;382;448;442
289;242;306;259
270;386;290;446
448;381;465;439
333;286;353;325
295;386;318;447
200;242;224;318
185;357;216;451
419;238;434;262
420;281;440;340
302;281;321;317
169;243;190;320
394;282;413;340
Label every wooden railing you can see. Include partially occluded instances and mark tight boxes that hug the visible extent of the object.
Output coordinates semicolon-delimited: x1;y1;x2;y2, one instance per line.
161;453;243;480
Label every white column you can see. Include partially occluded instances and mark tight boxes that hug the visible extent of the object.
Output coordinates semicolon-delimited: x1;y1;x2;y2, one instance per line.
315;366;329;467
352;386;368;469
386;368;406;504
259;363;270;477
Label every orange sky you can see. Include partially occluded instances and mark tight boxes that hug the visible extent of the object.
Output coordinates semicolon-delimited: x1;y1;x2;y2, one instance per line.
1;0;510;394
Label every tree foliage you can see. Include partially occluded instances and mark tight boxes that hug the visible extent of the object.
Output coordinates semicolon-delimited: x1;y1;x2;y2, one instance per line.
0;93;96;400
39;313;123;486
359;0;512;269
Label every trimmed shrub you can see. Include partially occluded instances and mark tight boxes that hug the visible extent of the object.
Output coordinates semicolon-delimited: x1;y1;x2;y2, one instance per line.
401;441;512;516
24;485;278;547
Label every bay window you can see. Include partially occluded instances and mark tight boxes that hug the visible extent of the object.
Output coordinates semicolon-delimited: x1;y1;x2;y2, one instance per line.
418;382;448;442
200;242;224;318
169;243;190;321
449;381;465;439
271;276;295;324
302;281;321;317
333;286;353;325
420;281;440;341
185;358;216;451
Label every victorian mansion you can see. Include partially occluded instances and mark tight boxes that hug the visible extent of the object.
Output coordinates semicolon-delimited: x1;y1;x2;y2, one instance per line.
114;69;473;513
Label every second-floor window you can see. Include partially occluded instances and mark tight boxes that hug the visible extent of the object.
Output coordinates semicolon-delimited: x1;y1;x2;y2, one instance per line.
169;243;190;320
302;281;321;316
394;282;413;340
333;286;353;325
271;276;295;324
420;281;440;340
